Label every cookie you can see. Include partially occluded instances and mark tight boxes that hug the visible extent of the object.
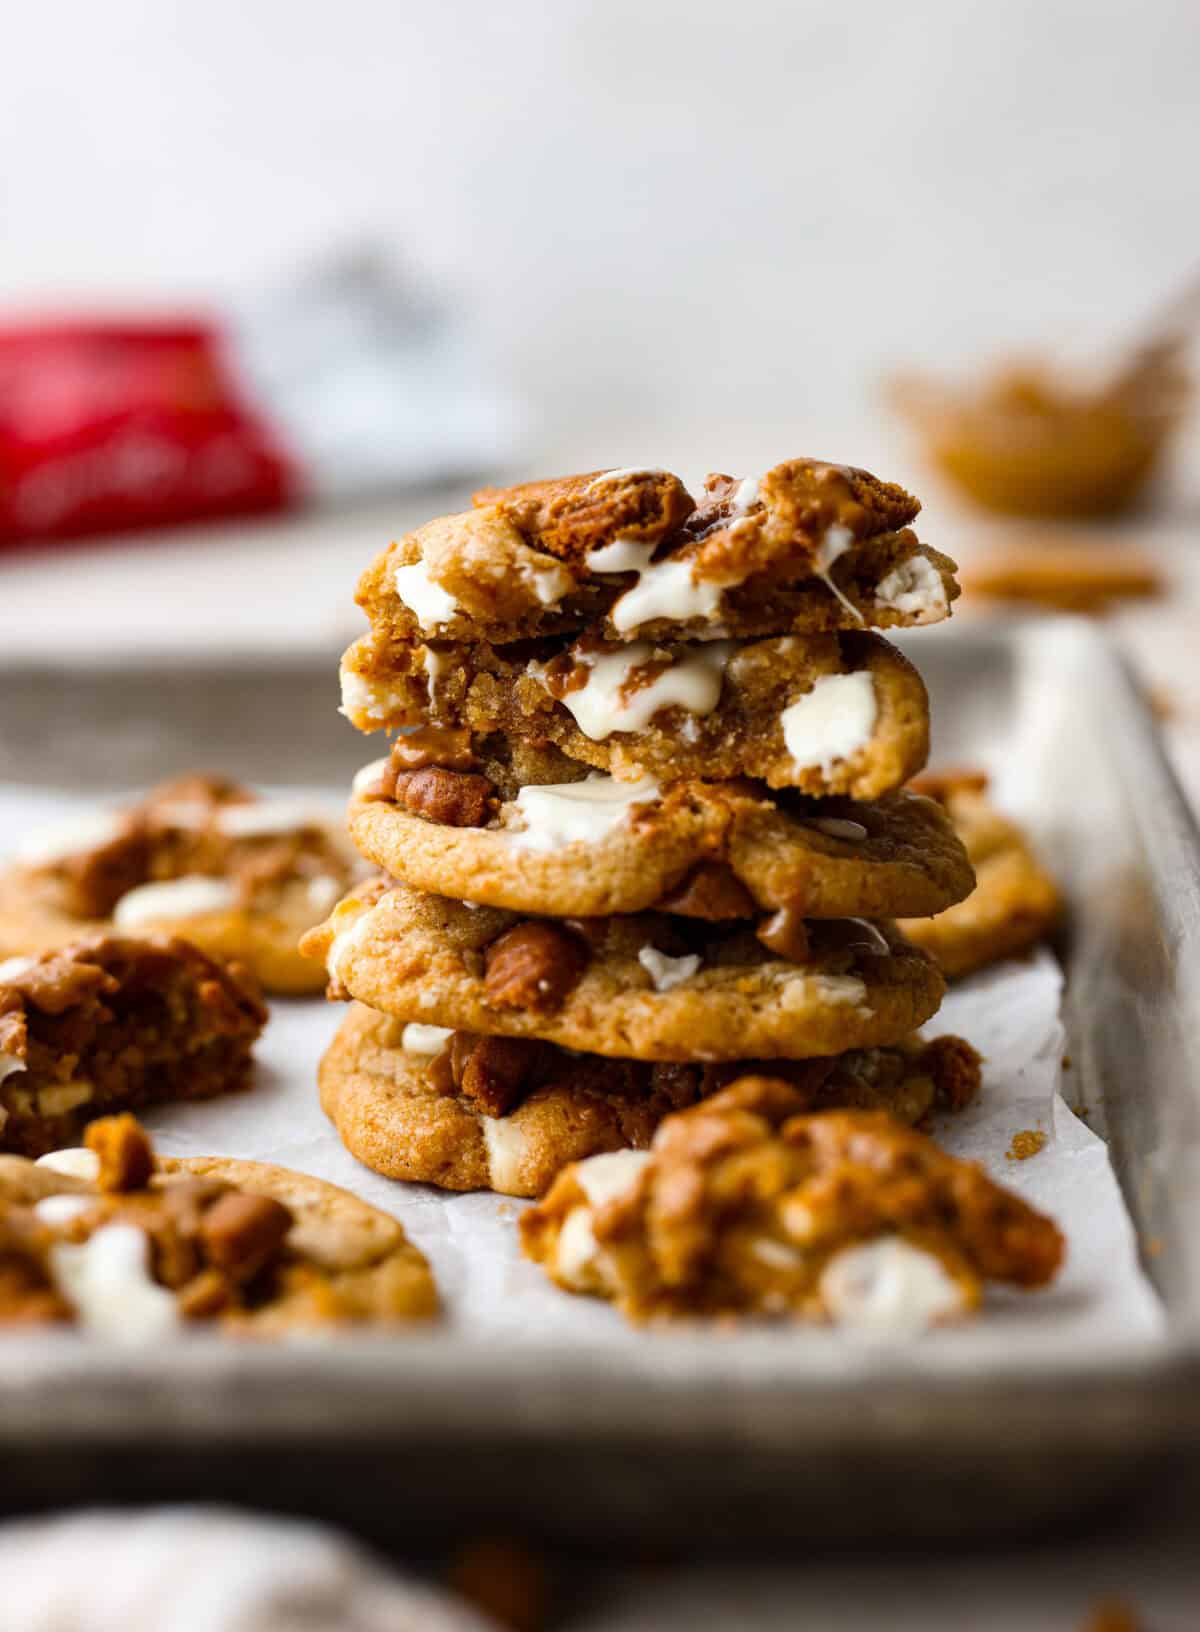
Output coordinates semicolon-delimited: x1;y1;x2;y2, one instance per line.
0;774;363;996
341;628;930;798
960;542;1163;613
318;1004;981;1196
0;1114;438;1332
0;934;266;1157
301;881;945;1061
899;770;1062;977
521;1077;1064;1323
349;739;974;920
354;460;958;646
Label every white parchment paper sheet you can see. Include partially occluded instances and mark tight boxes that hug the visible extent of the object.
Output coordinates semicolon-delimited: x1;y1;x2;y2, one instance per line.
0;787;1162;1349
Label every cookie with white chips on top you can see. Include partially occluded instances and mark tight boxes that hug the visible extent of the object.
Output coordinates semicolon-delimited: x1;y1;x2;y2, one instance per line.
341;627;930;798
352;460;958;648
0;774;364;996
300;879;945;1063
346;733;974;921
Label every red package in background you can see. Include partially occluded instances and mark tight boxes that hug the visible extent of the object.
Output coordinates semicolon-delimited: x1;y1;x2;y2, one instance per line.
0;322;301;544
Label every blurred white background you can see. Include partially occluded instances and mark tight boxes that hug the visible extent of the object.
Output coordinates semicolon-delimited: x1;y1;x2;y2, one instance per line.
5;0;1199;470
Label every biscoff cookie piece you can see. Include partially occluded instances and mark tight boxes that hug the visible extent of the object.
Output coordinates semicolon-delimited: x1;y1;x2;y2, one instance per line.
0;935;266;1157
0;1115;436;1333
899;770;1062;978
0;774;363;995
341;628;929;798
319;1006;981;1196
354;461;958;647
521;1079;1063;1324
301;881;944;1061
349;737;973;921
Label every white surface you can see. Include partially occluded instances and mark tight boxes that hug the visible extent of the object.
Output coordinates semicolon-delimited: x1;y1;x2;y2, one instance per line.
0;1508;493;1632
4;2;1199;457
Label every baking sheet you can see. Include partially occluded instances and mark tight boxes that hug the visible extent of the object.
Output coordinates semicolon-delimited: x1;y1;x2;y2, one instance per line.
0;785;1161;1352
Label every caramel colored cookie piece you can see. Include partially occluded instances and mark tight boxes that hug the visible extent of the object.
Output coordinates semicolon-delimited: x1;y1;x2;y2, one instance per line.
960;541;1164;614
349;746;973;920
342;628;929;798
319;1006;980;1196
355;460;958;646
301;882;944;1061
0;775;362;996
0;935;266;1157
900;771;1062;978
0;1115;437;1331
521;1079;1063;1323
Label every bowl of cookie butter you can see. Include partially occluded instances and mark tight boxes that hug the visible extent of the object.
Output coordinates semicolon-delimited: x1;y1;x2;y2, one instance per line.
888;342;1190;519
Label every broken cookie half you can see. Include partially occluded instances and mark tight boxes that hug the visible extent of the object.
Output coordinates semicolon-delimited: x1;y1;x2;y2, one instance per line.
0;935;266;1156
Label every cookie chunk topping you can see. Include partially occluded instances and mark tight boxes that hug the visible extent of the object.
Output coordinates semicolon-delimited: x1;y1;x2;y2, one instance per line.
522;1077;1059;1323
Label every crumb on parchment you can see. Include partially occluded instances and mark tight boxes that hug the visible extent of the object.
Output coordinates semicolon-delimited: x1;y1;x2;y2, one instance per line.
1007;1129;1047;1161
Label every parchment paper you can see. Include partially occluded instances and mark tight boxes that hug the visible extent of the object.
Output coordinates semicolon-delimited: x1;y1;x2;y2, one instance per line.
0;787;1162;1348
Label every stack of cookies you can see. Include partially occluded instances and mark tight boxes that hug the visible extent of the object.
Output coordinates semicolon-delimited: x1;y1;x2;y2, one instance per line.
304;460;980;1198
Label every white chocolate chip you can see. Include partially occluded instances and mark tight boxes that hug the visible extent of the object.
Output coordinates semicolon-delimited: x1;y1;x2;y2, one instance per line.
326;905;377;986
585;467;667;493
34;1194;95;1227
586;537;724;633
402;1022;453;1056
351;757;390;796
780;671;878;775
536;641;732;741
306;875;345;915
554;1205;603;1288
480;1115;532;1193
637;946;701;992
50;1223;179;1343
508;775;660;854
574;1148;650;1207
15;812;124;867
819;1237;967;1333
339;660;416;727
392;559;460;632
807;817;868;842
875;554;948;625
113;876;237;929
36;1147;100;1181
0;956;35;983
214;801;334;839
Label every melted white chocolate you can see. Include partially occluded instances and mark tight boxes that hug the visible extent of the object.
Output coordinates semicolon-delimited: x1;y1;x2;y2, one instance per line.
875;554;948;625
392;559;460;632
536;642;732;741
508;775;660;853
780;671;878;775
113;876;236;928
819;1237;967;1333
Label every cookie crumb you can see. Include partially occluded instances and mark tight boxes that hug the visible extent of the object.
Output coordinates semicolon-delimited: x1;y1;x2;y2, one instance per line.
1080;1599;1143;1632
1145;1236;1164;1258
446;1538;551;1632
1007;1129;1047;1161
1062;1053;1072;1070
